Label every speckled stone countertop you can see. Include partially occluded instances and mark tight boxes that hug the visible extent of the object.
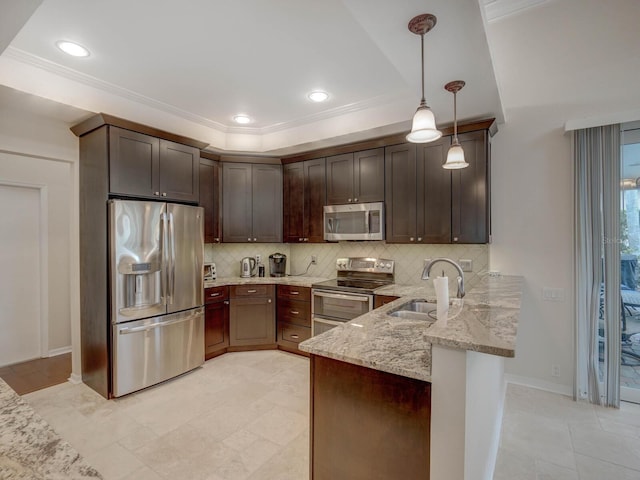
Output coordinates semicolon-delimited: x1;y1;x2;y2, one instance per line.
299;275;523;382
0;378;103;479
205;276;329;289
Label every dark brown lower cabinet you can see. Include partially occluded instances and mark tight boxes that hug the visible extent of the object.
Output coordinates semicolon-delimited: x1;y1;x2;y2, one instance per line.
373;294;400;309
310;355;431;480
204;286;229;360
229;285;276;347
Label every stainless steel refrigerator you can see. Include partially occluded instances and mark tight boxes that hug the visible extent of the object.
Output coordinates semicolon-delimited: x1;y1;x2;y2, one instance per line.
109;199;204;397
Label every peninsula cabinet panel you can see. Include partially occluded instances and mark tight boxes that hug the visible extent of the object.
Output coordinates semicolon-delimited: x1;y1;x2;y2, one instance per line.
283;158;326;243
310;355;431;480
199;159;221;243
326;149;384;205
452;130;490;244
109;127;160;199
385;144;418;243
417;139;452;244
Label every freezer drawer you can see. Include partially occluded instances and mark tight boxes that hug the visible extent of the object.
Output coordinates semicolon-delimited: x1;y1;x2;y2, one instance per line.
112;307;204;397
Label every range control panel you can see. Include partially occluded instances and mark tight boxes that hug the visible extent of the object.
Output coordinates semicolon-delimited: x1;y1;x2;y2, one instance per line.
335;257;394;274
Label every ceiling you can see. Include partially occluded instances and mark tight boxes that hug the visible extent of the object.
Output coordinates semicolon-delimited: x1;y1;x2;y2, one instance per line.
2;0;638;156
0;0;503;155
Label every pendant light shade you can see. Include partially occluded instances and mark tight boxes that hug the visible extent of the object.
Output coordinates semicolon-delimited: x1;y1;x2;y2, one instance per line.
406;14;442;144
443;80;469;169
407;101;441;143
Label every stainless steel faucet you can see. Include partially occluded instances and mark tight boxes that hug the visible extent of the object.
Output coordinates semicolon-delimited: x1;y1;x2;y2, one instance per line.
421;258;466;298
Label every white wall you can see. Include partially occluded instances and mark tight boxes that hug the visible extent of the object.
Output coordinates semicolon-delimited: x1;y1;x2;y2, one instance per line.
0;89;81;377
490;107;574;394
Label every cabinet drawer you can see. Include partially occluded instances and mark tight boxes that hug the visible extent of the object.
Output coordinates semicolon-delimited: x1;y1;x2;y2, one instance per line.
277;284;311;302
231;284;274;298
278;322;311;347
205;286;229;304
277;299;311;327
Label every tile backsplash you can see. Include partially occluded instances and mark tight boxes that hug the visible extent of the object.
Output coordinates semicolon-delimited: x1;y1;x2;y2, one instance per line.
206;241;488;290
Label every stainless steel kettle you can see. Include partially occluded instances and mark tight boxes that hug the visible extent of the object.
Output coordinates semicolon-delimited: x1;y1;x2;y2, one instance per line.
240;257;257;278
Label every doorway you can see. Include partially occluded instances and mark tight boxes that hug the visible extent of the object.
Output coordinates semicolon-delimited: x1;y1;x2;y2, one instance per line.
619;121;640;404
0;183;44;366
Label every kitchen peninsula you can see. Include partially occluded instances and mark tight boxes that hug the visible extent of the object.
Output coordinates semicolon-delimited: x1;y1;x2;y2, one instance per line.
299;274;523;480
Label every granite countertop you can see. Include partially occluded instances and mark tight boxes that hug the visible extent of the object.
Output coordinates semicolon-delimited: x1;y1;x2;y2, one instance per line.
205;276;329;289
299;275;523;382
0;378;103;479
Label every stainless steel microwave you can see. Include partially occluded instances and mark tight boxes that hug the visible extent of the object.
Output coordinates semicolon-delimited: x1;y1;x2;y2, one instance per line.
323;202;385;241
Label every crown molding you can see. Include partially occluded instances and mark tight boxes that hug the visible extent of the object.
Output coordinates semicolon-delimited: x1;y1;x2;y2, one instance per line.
5;46;409;137
482;0;551;22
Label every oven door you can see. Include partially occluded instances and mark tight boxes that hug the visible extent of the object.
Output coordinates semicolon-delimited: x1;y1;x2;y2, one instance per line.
312;289;373;335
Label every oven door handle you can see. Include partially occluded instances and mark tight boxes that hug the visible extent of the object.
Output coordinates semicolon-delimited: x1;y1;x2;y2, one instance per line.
313;317;346;327
313;291;371;302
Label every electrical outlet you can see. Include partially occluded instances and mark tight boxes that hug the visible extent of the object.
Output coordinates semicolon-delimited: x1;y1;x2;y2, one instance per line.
458;259;473;272
551;364;560;377
311;255;317;265
255;254;261;264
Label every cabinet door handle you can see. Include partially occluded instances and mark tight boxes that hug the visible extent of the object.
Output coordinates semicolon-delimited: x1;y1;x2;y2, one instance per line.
410;237;414;242
291;334;299;339
214;237;220;243
247;238;252;242
247;289;257;293
224;300;229;305
348;198;352;202
253;238;257;242
304;238;308;242
291;310;299;315
453;237;459;242
154;191;160;196
290;291;299;295
299;238;303;242
162;192;167;197
417;237;422;241
354;197;358;202
209;292;221;297
268;299;272;303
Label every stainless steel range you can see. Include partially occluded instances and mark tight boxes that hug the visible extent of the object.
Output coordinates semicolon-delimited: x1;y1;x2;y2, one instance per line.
311;257;394;335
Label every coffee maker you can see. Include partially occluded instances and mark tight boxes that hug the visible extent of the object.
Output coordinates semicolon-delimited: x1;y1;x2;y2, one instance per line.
269;253;287;277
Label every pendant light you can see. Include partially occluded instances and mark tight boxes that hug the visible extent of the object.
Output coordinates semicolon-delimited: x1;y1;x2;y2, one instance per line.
443;80;469;169
406;14;442;144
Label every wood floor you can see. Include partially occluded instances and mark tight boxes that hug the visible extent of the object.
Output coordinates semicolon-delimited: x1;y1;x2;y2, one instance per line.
0;353;71;395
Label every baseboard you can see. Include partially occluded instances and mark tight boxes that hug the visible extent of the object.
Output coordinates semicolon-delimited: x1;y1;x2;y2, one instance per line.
68;373;82;384
47;346;72;357
505;373;572;396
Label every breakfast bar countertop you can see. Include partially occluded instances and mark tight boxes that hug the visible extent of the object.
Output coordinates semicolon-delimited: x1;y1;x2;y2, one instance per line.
299;274;524;382
0;378;103;479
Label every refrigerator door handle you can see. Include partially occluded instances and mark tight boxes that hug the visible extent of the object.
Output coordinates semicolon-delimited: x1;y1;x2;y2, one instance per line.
168;211;176;304
118;314;196;334
160;212;168;305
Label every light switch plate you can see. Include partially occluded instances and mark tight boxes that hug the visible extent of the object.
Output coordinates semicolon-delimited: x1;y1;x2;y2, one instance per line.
542;287;565;302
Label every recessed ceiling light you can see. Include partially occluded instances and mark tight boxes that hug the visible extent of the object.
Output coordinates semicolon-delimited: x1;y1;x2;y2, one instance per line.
233;115;251;124
56;40;90;57
308;91;329;102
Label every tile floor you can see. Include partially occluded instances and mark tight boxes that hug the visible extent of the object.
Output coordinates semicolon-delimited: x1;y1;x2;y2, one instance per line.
22;350;640;480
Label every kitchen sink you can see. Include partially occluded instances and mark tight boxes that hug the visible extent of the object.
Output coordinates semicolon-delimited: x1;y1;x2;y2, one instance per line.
387;299;438;322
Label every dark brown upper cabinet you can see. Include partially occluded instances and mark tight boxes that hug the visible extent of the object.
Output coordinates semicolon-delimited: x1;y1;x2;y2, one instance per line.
451;130;490;244
199;158;221;243
385;128;490;244
326;148;384;204
283;158;326;243
222;163;282;243
109;126;199;203
385;140;451;244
